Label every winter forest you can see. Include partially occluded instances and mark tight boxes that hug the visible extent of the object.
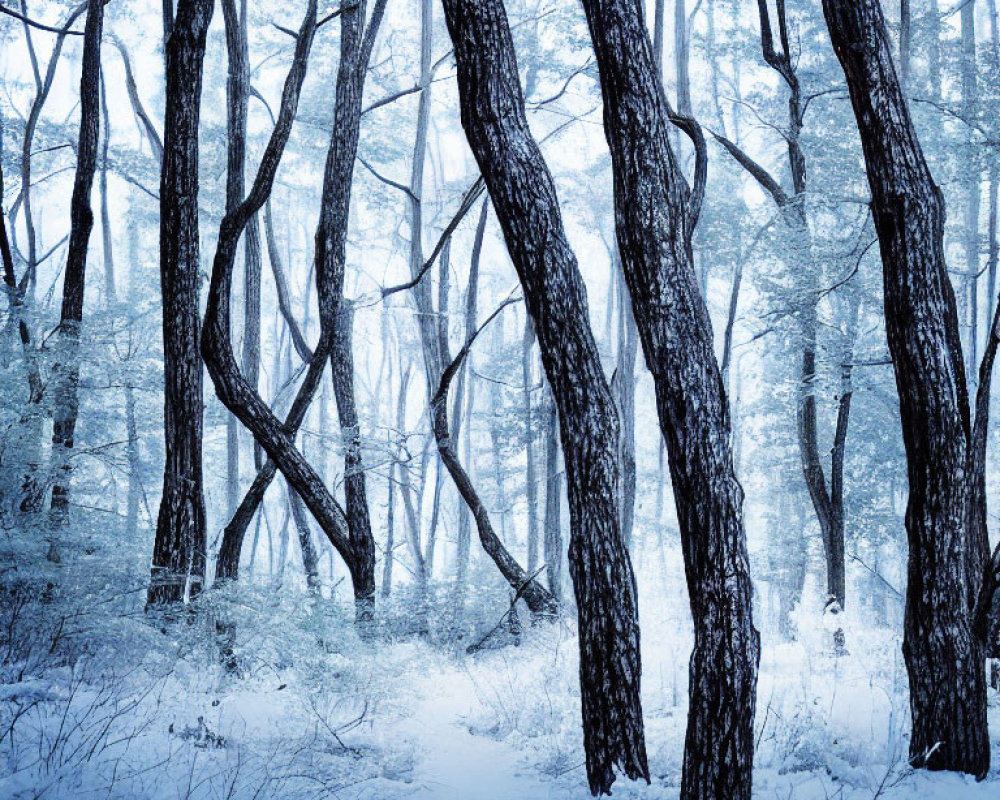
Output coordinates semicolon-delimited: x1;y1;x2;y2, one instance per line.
2;0;1000;798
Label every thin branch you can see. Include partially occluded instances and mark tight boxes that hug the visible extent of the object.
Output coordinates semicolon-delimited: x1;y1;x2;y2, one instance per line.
357;153;418;202
0;2;84;35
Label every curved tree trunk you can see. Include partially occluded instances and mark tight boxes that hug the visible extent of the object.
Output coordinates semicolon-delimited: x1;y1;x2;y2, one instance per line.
823;0;989;777
441;1;648;792
580;3;760;798
431;302;557;616
149;0;212;606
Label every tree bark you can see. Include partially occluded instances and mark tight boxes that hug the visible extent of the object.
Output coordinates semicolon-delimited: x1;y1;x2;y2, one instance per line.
441;1;648;792
580;3;760;799
148;0;214;606
331;301;375;616
822;0;990;777
49;0;104;525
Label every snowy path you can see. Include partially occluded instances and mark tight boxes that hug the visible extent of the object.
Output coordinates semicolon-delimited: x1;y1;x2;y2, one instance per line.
394;662;557;800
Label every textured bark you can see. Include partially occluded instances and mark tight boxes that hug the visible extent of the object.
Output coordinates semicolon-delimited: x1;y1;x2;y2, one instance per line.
580;3;760;799
50;0;104;524
287;477;321;595
331;302;375;616
822;0;989;777
407;0;444;404
673;0;690;114
611;261;638;551
310;0;387;615
148;0;212;606
431;302;557;616
222;0;247;517
441;1;648;792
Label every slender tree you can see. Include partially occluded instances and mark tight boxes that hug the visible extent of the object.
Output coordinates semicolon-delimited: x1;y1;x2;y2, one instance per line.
713;0;852;642
49;0;104;524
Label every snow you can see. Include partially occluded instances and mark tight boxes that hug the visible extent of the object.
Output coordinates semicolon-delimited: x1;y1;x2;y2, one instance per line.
2;582;998;800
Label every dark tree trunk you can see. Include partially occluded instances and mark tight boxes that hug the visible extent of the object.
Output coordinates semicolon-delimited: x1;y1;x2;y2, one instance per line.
310;0;387;616
580;3;760;799
431;302;557;616
148;0;213;606
287;482;321;595
441;1;648;792
50;0;105;525
331;302;375;617
822;0;990;777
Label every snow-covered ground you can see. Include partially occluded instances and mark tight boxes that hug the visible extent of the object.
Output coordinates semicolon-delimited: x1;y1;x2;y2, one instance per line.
2;572;998;800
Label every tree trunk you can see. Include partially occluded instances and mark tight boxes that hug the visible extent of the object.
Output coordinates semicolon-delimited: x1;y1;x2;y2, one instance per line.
441;1;648;792
542;387;562;601
611;261;638;552
331;301;375;618
822;0;990;777
522;319;540;573
453;199;488;590
580;3;760;799
148;0;213;606
50;0;105;526
99;72;115;303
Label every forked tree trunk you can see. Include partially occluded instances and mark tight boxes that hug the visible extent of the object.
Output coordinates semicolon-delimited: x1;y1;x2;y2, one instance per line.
441;1;648;792
823;0;989;777
149;0;213;606
580;2;760;798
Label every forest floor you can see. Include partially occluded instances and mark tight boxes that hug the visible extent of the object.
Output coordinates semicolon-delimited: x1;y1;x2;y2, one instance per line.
2;557;1000;800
